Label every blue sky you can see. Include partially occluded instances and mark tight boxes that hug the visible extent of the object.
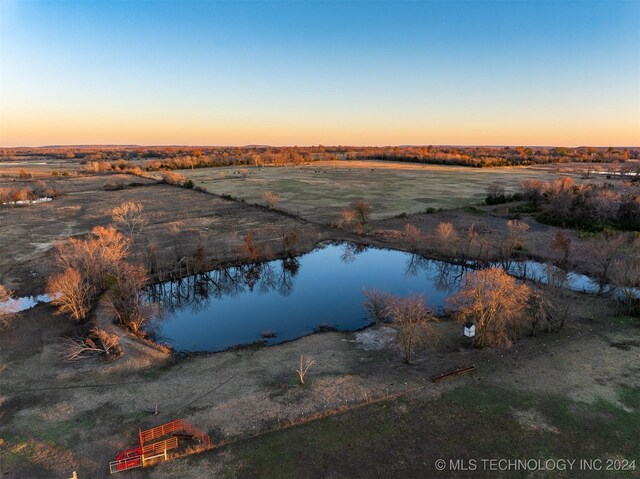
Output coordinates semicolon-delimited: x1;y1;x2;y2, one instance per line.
1;0;639;146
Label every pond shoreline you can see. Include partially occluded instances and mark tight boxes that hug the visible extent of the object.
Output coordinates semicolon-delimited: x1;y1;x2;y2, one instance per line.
144;240;609;354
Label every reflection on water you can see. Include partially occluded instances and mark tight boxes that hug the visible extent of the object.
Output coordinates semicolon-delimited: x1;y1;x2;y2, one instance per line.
145;242;466;352
145;241;613;353
505;261;600;293
146;257;301;315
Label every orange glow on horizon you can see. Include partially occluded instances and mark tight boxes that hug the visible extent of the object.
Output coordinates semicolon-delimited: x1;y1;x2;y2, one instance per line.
2;110;639;147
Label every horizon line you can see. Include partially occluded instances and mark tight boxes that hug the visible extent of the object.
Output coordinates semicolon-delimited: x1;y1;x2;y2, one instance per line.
2;143;639;150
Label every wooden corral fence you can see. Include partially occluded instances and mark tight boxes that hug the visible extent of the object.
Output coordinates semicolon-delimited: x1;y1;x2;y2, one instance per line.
109;419;211;474
139;419;211;449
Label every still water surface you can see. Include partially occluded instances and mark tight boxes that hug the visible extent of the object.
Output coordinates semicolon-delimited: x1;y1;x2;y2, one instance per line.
146;242;601;353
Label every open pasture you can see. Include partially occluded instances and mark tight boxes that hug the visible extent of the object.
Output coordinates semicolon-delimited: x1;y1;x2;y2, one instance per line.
185;160;583;222
0;174;319;295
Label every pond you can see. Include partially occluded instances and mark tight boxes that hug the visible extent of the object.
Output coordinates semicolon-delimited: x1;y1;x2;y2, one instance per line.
0;294;52;314
145;242;602;353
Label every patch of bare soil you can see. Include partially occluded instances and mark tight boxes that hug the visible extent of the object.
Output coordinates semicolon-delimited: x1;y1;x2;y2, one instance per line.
354;326;397;350
513;409;560;434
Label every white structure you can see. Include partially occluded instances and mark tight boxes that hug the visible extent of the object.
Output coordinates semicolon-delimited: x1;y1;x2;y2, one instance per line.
463;322;476;338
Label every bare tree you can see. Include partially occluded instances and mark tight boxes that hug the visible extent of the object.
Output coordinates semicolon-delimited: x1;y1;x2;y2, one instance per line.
403;223;421;248
193;241;208;273
351;200;371;226
0;285;16;331
54;226;131;295
528;287;569;336
362;289;392;323
387;294;437;363
336;209;356;229
448;268;531;348
106;263;151;333
462;224;483;262
47;268;91;321
48;225;136;321
586;189;620;226
584;233;626;293
91;226;130;265
61;328;122;361
499;220;529;269
263;191;280;210
241;231;261;261
145;240;160;274
520;179;546;206
161;171;187;185
610;258;640;315
436;222;458;257
551;230;571;269
486;182;506;203
296;355;315;385
548;177;575;221
281;228;298;255
54;237;99;286
111;201;146;241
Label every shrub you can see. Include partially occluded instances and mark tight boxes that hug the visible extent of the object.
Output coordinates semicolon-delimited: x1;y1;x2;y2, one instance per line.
387;294;437;363
362;289;392;323
0;285;16;331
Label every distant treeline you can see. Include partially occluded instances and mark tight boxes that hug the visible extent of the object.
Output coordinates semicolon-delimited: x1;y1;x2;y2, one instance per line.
514;177;640;231
2;145;639;171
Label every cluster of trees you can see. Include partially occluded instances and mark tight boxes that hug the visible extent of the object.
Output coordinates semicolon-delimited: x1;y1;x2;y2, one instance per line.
364;222;639;362
335;200;371;233
362;268;570;361
399;219;638;315
4;145;638;174
583;233;640;313
44;200;304;346
520;177;640;230
0;181;61;204
358;145;639;167
238;227;300;262
362;290;437;363
47;202;151;336
448;268;532;348
418;219;531;267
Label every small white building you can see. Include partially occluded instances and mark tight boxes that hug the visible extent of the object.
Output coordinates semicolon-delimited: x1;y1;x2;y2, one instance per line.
463;322;476;338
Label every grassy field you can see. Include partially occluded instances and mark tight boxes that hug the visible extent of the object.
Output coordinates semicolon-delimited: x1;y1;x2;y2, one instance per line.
220;383;640;479
1;159;638;479
185;161;583;222
0;174;320;295
4;299;636;479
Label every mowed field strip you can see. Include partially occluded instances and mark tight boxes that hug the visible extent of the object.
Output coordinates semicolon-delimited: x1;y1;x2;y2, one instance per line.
185;160;582;222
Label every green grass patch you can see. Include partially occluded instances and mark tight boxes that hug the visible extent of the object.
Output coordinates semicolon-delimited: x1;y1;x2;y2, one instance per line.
32;414;98;446
220;382;640;479
0;436;37;466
